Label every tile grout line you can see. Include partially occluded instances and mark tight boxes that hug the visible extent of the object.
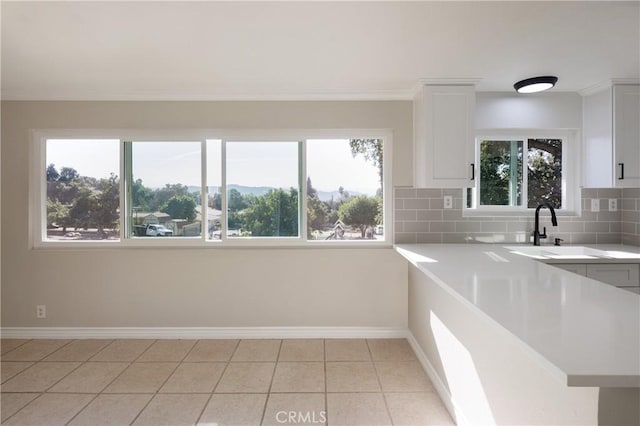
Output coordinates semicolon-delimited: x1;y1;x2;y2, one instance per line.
366;339;395;426
1;361;38;385
259;339;283;426
0;338;33;357
193;339;240;425
323;339;328;426
2;340;88;425
120;339;163;426
64;339;155;426
1;392;48;424
128;339;199;425
87;339;119;362
83;339;117;362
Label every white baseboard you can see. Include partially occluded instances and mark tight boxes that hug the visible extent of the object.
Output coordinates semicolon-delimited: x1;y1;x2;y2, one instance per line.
407;333;469;426
0;326;410;340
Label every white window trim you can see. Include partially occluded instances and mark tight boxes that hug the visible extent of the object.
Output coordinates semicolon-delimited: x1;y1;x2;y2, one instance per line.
464;129;581;217
30;129;393;249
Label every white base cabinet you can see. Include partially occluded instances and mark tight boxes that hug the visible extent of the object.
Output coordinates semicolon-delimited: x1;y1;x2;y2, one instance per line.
553;263;640;293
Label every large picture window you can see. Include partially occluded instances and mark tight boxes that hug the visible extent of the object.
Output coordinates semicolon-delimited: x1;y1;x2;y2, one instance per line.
36;133;389;246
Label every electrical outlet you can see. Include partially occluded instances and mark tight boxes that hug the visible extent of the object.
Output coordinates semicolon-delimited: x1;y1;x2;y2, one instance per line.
608;198;618;211
443;195;453;209
591;199;600;212
36;305;46;319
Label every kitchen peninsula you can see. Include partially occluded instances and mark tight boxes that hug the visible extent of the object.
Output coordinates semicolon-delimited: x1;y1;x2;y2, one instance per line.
396;244;640;425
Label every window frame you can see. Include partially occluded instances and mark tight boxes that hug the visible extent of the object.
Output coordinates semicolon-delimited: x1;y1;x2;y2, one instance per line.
31;129;393;249
464;129;580;216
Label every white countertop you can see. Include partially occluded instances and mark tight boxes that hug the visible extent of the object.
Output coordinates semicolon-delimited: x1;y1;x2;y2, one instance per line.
395;243;640;388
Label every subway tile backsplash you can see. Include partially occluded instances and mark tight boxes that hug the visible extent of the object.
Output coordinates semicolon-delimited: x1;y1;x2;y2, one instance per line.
622;188;640;246
394;187;639;246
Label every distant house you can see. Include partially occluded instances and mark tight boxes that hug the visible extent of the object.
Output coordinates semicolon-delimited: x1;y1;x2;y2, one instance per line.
137;212;172;225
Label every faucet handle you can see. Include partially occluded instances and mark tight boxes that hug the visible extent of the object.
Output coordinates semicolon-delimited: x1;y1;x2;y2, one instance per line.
540;227;547;238
554;238;564;246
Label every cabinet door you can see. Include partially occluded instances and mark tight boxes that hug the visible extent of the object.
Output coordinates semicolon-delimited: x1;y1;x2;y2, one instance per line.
586;264;640;287
553;264;587;276
415;85;475;188
613;85;640;187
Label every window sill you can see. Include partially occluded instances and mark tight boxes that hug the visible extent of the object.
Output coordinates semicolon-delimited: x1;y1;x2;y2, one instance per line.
32;239;392;250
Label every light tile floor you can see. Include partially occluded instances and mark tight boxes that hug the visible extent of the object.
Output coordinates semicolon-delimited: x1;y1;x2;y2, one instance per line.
0;338;455;425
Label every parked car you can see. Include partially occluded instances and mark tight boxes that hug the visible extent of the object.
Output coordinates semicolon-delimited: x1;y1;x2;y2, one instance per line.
145;224;173;236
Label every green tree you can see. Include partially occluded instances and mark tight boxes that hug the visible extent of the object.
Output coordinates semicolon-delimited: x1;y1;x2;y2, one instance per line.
46;200;73;233
228;188;247;212
151;183;191;212
338;195;379;238
92;174;120;238
59;167;79;183
69;185;93;230
46;164;60;182
132;178;154;212
479;141;517;206
210;192;222;210
349;139;383;187
242;188;298;236
162;195;197;222
306;177;328;234
527;139;562;208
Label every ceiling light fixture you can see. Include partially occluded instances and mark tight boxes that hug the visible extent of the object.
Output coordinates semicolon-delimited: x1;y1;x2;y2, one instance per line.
514;76;558;94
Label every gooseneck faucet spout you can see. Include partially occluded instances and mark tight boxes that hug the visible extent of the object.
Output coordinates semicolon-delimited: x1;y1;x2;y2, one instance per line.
533;202;558;246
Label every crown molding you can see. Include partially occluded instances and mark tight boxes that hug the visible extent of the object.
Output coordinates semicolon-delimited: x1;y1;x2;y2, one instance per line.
0;89;415;102
579;78;640;96
413;78;482;96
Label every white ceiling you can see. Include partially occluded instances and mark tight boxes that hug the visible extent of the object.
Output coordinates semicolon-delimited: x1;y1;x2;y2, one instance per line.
2;1;639;100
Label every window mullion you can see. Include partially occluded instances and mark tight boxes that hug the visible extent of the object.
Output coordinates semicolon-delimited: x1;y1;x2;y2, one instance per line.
201;140;207;243
299;140;307;240
509;141;519;207
522;139;529;208
221;140;228;242
123;141;133;240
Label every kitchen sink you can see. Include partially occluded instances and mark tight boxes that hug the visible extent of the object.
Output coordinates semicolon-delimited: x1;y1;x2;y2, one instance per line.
503;245;640;260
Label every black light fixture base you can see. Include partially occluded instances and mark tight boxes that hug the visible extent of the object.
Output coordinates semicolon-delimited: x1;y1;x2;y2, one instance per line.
514;76;558;93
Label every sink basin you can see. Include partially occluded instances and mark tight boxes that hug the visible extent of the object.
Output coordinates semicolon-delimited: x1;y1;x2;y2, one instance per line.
504;246;640;260
503;246;605;259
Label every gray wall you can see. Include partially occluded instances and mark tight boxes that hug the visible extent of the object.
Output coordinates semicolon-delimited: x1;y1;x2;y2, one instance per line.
476;92;582;130
1;100;412;328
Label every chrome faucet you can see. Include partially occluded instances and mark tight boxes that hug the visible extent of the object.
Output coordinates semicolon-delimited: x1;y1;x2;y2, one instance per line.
533;202;558;246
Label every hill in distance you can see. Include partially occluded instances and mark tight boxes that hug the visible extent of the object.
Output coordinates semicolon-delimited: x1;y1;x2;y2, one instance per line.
189;185;366;201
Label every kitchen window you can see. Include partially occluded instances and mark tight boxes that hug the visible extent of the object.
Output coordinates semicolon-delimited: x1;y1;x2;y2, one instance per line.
465;130;577;213
33;132;390;247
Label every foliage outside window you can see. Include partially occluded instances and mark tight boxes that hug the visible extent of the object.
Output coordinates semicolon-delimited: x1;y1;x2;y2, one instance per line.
306;139;383;241
468;137;564;210
45;139;120;241
41;136;386;245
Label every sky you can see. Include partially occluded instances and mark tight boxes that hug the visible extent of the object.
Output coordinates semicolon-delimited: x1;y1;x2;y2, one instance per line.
46;138;381;195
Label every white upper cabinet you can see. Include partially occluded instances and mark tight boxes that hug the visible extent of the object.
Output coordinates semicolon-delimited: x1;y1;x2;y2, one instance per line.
414;82;476;188
583;83;640;188
613;85;640;187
